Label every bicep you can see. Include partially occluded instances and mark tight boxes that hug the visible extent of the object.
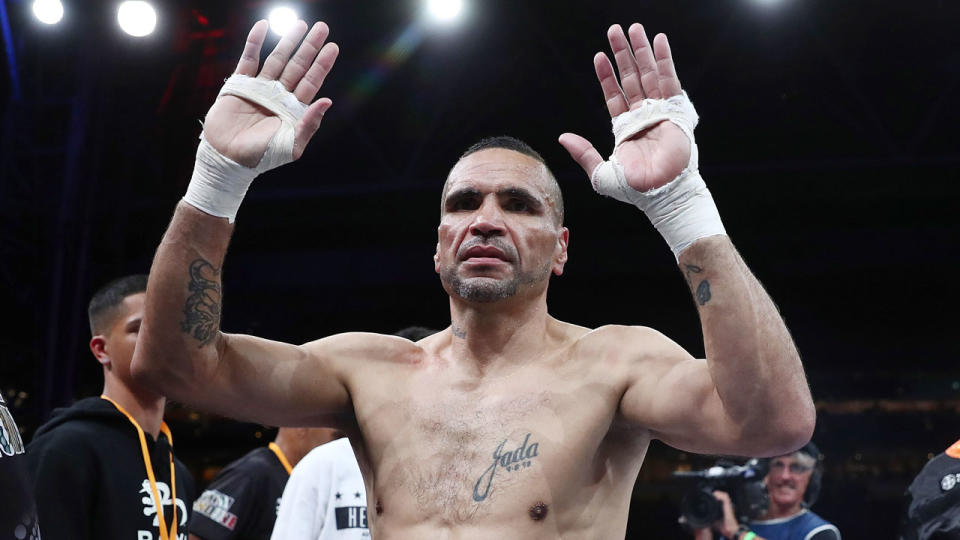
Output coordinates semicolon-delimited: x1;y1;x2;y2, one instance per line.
193;332;382;428
618;329;746;455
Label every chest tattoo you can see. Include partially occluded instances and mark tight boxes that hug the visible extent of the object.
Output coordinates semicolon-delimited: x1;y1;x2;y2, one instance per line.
472;432;541;502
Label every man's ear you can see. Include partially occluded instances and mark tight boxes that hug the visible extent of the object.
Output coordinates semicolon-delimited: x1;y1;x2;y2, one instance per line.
433;242;440;273
89;335;110;368
552;227;569;276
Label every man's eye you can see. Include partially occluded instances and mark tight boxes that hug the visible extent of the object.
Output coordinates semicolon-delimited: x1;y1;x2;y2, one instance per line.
505;199;529;212
452;199;479;211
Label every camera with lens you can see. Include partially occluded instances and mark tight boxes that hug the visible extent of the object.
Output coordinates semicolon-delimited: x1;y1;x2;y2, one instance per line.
674;458;770;529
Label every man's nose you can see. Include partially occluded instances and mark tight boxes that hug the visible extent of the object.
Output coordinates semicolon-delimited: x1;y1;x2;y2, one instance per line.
469;200;505;238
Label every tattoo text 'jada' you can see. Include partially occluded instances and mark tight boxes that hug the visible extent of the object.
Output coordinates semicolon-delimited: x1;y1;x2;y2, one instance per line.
473;433;540;502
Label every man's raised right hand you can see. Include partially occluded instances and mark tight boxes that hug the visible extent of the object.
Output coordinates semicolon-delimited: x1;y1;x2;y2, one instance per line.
203;20;339;169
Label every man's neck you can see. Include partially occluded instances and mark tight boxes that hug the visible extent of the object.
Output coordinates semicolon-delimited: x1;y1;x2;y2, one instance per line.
272;428;320;468
447;294;553;373
102;379;166;440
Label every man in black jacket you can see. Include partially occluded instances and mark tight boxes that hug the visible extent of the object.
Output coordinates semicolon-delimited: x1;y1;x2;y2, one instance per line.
27;274;195;540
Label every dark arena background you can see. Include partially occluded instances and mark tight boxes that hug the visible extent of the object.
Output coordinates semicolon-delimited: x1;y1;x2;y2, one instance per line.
2;0;959;537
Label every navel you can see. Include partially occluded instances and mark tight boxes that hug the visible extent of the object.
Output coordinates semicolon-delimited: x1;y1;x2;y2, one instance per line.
528;501;548;521
376;499;383;515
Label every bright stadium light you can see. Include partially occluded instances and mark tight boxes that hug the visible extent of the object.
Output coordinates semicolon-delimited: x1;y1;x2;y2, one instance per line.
32;0;64;25
426;0;465;24
117;1;157;37
268;6;298;36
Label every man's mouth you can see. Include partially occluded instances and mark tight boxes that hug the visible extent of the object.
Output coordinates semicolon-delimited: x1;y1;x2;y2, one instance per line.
460;245;510;262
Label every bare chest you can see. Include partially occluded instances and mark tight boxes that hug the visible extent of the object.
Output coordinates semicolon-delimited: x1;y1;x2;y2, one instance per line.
354;366;624;525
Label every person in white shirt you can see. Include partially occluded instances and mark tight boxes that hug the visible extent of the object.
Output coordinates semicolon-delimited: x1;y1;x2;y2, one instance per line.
271;437;368;540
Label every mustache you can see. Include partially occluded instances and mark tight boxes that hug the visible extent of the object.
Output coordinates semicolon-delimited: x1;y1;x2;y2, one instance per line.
457;237;518;261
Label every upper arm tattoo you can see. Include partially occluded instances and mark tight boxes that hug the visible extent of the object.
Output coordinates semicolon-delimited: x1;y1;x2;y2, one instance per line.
180;258;222;346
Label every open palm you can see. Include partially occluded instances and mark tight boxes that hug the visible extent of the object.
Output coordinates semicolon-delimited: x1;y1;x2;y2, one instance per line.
560;23;690;193
203;20;339;169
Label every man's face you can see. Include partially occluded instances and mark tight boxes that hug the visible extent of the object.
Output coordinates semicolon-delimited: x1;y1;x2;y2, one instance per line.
91;292;145;385
765;454;813;509
435;148;568;304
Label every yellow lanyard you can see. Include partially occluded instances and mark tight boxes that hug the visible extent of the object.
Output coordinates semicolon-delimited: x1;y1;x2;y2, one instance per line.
100;395;178;540
268;442;293;475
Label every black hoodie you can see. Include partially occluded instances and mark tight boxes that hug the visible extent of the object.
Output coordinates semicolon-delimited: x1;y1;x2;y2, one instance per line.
27;396;195;540
0;393;40;539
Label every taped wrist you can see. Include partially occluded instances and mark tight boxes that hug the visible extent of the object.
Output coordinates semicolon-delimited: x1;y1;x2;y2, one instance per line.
590;91;726;260
183;74;309;223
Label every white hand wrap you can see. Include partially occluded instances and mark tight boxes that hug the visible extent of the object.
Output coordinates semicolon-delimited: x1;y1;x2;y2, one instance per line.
184;74;309;223
590;91;726;259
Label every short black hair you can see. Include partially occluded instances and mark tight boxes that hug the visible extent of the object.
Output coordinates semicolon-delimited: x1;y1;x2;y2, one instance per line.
459;135;547;164
445;136;565;225
88;274;148;335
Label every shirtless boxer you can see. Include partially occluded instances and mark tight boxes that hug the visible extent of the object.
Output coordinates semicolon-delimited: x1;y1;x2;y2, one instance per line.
133;19;815;539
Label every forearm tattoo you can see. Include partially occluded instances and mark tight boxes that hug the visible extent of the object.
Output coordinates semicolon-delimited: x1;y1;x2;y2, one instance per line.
180;258;222;346
683;264;712;306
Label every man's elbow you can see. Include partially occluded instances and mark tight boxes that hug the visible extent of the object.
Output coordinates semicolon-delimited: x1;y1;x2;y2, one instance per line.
132;331;224;395
130;345;170;393
760;400;817;456
130;332;199;395
783;405;816;452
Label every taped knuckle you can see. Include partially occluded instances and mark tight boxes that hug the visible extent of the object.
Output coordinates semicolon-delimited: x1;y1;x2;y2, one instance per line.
590;161;616;193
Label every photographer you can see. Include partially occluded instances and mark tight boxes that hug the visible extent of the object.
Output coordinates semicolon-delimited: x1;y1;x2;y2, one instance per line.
690;443;840;540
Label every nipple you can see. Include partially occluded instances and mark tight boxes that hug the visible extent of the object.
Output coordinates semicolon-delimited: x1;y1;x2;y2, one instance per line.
528;502;548;521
